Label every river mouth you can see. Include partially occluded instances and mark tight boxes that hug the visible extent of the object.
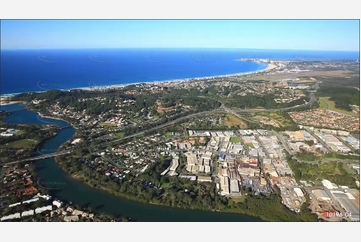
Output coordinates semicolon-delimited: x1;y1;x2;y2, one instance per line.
1;103;263;222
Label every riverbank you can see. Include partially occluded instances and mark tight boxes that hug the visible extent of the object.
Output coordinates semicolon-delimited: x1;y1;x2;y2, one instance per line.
54;156;316;222
62;166;205;210
59;160;318;222
57;162;256;219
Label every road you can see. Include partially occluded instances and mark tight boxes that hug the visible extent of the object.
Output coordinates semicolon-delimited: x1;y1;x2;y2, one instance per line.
274;131;293;156
334;135;357;153
230;92;316;114
167;149;243;157
253;134;275;187
304;128;332;153
5;150;71;165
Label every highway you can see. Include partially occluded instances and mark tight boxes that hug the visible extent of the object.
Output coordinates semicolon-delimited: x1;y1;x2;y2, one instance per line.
92;90;317;151
102;108;226;146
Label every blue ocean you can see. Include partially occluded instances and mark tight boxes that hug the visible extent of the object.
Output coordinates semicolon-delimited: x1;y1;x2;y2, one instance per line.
1;48;359;95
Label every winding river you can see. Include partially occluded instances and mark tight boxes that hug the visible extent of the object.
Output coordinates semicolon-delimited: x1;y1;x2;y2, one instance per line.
1;103;262;222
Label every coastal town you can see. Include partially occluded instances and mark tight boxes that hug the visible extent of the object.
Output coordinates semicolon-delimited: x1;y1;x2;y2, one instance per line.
0;58;360;222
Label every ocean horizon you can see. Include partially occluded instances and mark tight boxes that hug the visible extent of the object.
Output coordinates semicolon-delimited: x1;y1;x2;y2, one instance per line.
1;48;359;95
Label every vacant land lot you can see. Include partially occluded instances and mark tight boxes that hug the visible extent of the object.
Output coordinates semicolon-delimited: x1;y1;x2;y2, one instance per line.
224;113;248;128
288;160;357;188
252;112;294;128
247;70;353;81
318;97;358;117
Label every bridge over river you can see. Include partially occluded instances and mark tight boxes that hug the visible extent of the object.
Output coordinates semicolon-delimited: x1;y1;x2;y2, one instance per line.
3;150;71;165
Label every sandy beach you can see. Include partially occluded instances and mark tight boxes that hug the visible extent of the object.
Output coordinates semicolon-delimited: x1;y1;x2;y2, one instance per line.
0;100;26;106
265;63;277;71
36;112;69;123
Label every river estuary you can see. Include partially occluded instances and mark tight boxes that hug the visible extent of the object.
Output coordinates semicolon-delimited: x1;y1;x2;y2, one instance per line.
1;103;262;222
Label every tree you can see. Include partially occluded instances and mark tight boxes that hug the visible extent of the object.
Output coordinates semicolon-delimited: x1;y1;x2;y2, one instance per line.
305;140;314;146
121;217;129;222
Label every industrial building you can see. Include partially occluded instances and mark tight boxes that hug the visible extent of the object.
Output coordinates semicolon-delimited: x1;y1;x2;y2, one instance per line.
293;187;304;197
179;175;197;181
330;190;360;221
53;200;63;208
186;153;197;165
220;176;230;195
21;210;35;217
169;157;179;171
322;179;338;190
197;176;212;182
0;213;21;221
312;189;331;201
230;179;240;193
204;166;211;173
35;205;53;214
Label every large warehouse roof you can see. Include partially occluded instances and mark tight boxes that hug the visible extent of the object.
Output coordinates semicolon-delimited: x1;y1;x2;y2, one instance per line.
294;187;304;197
312;189;331;200
322;179;337;190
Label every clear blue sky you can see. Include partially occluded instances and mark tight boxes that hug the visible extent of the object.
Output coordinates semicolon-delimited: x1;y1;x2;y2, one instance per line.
1;20;359;51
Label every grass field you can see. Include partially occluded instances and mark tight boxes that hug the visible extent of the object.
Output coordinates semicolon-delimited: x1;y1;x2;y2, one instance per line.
99;122;119;127
229;136;241;143
161;183;171;188
318;97;358;117
244;143;254;148
6;139;37;149
231;197;246;203
224;113;247;128
114;132;125;138
324;153;360;160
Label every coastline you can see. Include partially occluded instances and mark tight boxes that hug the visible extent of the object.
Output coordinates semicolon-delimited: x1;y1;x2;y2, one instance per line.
0;100;26;106
0;61;278;97
77;62;277;91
